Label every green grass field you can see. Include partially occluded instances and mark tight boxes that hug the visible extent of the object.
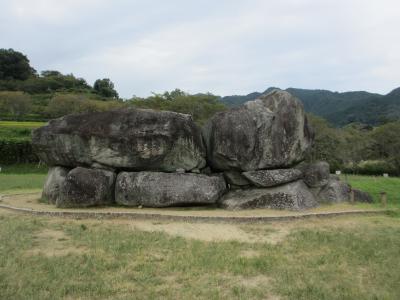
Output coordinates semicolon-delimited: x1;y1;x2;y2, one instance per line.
0;164;47;194
341;174;400;208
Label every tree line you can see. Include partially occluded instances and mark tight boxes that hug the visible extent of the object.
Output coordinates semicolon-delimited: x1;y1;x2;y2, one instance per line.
307;115;400;175
0;48;118;97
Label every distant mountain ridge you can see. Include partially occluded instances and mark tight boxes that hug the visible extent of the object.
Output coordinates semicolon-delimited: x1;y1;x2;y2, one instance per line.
220;87;400;127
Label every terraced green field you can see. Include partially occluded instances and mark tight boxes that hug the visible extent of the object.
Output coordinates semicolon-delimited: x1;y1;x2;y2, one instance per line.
0;121;46;128
0;121;46;141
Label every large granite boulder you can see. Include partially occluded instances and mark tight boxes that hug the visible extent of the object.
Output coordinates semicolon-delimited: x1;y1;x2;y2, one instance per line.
32;108;206;172
317;176;351;203
242;168;303;187
203;90;313;171
219;180;318;210
115;172;226;207
42;166;70;204
57;167;116;208
300;161;330;188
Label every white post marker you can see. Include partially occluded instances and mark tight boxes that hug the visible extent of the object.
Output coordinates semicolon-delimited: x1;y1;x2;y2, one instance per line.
335;170;341;175
383;173;389;178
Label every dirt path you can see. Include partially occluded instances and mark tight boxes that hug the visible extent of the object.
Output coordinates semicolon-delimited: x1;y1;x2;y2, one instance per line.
0;192;387;222
0;191;394;245
2;206;396;246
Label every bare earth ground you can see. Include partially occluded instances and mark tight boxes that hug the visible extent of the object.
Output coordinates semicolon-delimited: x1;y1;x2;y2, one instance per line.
0;191;390;244
0;203;397;249
0;191;385;217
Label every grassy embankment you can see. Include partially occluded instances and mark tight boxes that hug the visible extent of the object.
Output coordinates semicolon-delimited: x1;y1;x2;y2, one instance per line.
341;174;400;209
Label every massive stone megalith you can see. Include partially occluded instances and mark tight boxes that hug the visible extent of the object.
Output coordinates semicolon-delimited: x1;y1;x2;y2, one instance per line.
203;90;314;171
34;90;371;210
32;108;206;172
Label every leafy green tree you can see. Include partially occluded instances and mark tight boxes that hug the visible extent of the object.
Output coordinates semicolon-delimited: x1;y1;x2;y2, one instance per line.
128;89;226;125
21;72;91;94
40;70;62;77
47;93;124;118
0;48;36;80
0;70;91;94
369;121;400;173
341;123;374;166
46;94;83;118
93;78;119;99
306;114;345;170
0;91;32;119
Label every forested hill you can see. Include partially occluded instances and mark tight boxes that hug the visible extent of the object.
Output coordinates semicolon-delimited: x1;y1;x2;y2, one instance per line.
220;87;400;127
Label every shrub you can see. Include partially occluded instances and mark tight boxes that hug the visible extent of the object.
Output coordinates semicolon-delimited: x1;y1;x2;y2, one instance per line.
0;139;38;164
0;91;32;120
128;89;226;125
344;160;397;176
46;93;125;118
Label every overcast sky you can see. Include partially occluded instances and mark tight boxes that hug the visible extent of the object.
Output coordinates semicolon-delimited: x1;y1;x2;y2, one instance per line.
0;0;399;98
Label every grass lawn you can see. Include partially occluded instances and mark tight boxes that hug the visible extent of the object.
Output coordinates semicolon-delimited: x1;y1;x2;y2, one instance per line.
342;174;400;209
0;211;399;299
0;164;47;194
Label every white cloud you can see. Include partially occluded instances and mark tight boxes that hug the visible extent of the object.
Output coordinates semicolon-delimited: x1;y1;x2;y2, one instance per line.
0;0;399;97
6;0;104;23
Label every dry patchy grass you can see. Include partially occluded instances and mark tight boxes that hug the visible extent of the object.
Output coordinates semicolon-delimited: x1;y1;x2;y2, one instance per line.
1;209;400;299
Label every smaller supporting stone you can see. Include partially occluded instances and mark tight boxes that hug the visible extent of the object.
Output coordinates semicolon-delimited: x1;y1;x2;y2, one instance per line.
350;189;355;204
380;192;387;207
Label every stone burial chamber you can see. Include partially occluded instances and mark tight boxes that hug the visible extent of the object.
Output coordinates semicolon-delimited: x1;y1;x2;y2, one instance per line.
34;90;371;210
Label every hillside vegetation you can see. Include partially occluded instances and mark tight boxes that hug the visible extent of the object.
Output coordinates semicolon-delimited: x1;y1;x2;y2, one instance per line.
221;87;400;127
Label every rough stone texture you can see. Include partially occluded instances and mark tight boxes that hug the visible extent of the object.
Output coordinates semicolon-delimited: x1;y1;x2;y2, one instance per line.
203;90;313;171
224;171;250;186
57;167;116;208
32;108;206;172
353;189;374;203
242;168;303;187
219;180;318;210
115;172;226;207
42;166;70;204
200;167;212;175
300;161;330;188
309;187;323;199
317;176;351;203
229;184;251;190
